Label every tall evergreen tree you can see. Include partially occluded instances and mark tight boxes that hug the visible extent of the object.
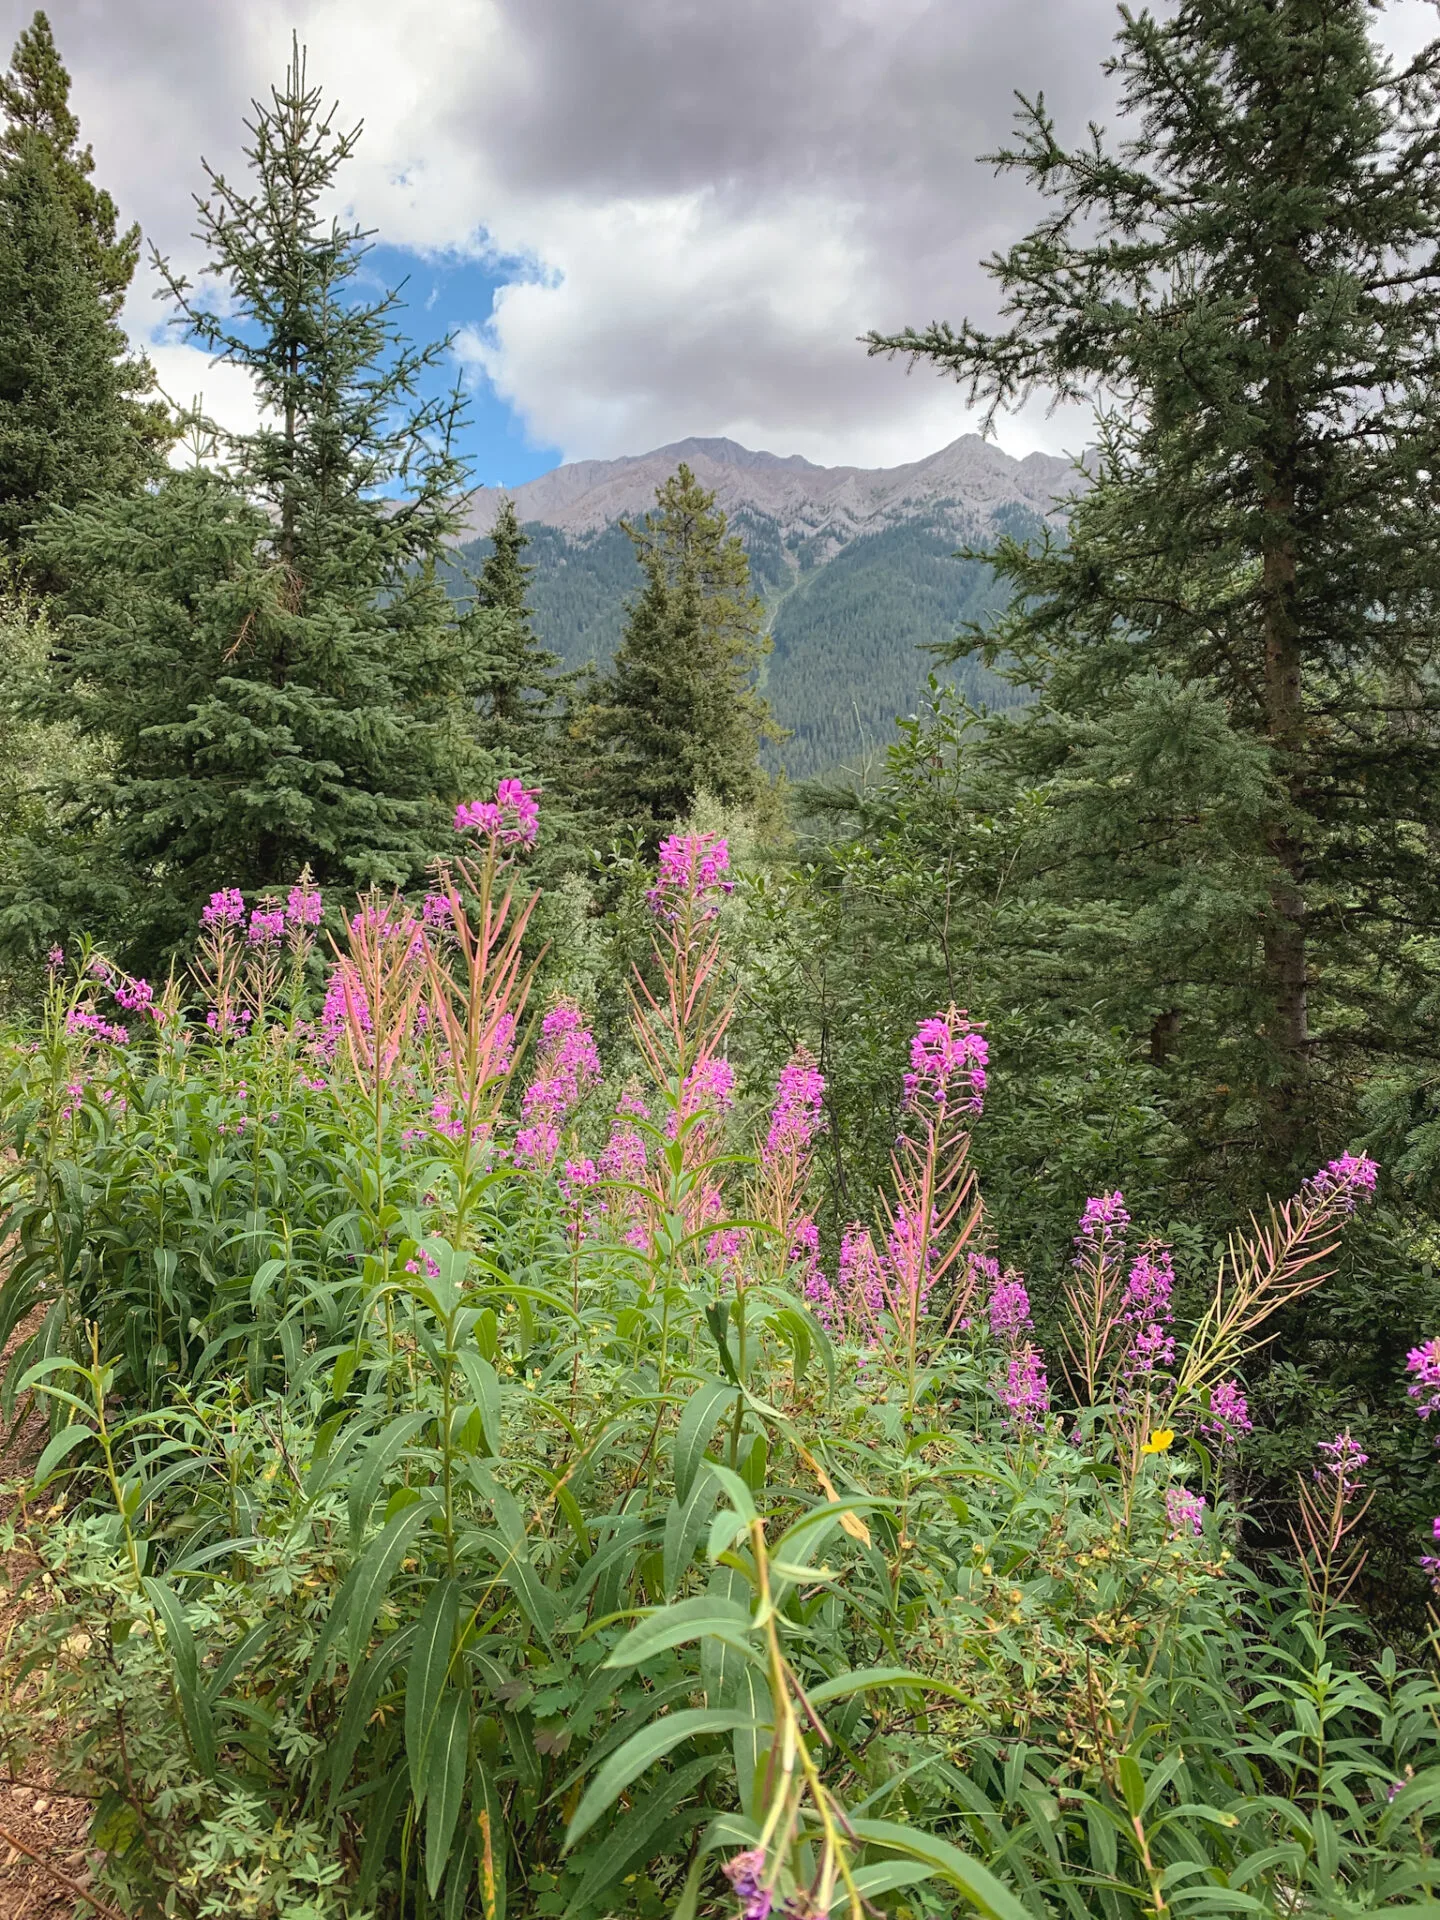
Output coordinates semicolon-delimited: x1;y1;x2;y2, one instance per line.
466;497;563;778
870;0;1440;1188
6;45;488;960
0;15;167;570
0;11;139;312
590;463;776;831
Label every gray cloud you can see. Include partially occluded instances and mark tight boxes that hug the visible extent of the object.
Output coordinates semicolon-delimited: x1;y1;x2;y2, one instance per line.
2;0;1433;470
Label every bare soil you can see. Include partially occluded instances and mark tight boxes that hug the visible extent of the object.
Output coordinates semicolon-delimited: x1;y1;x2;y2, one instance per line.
0;1315;102;1918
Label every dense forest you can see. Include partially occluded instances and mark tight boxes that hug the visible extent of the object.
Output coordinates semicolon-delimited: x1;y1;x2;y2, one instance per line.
0;4;1437;1918
453;502;1041;778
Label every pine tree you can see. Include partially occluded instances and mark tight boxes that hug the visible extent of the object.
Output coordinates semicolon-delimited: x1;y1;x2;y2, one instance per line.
870;0;1440;1187
590;463;776;831
7;45;486;961
0;11;139;312
0;15;167;571
467;497;563;778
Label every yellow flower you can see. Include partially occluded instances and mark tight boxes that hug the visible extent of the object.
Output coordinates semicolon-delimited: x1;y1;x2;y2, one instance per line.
1141;1428;1175;1455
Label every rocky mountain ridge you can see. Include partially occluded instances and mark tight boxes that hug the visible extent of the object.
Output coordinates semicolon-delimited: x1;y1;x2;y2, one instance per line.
460;432;1080;547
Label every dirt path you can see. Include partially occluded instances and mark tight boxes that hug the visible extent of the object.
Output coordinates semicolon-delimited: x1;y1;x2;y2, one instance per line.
0;1320;100;1919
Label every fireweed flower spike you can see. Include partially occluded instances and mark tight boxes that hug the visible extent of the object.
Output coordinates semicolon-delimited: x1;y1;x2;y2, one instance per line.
722;1847;773;1920
1304;1151;1379;1213
247;903;285;946
764;1047;825;1165
286;880;322;928
645;830;733;919
201;887;245;929
1001;1343;1050;1430
454;778;540;849
1201;1379;1253;1444
515;1000;601;1169
1406;1336;1440;1420
1316;1430;1368;1496
903;1006;988;1116
1165;1486;1207;1537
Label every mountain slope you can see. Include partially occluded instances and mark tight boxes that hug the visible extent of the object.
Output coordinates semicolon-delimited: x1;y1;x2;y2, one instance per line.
453;434;1079;777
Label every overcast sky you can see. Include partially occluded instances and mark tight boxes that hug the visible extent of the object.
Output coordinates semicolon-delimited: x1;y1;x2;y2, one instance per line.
7;0;1437;483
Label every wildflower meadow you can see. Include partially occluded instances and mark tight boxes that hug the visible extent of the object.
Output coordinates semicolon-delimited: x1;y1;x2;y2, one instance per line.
0;785;1436;1919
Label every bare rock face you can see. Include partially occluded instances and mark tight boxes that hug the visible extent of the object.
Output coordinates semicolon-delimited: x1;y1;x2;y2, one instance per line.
459;433;1080;542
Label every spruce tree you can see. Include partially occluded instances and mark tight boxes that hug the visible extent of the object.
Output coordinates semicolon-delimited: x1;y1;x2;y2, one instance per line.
0;12;139;312
591;463;776;831
870;0;1440;1187
7;45;487;960
0;15;167;571
467;497;563;779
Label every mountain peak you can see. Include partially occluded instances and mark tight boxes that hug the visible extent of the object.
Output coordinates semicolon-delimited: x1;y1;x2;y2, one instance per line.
460;432;1077;541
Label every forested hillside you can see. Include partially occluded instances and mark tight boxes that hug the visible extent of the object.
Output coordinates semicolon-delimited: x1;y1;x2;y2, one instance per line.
452;486;1049;776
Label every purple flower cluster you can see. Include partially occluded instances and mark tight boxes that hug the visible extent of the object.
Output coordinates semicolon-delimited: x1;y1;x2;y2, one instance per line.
1165;1486;1207;1538
668;1056;737;1138
1122;1245;1176;1377
202;888;245;929
248;904;285;947
645;831;733;919
1421;1516;1440;1591
763;1048;825;1164
988;1271;1032;1343
287;881;323;927
113;975;153;1013
1201;1379;1252;1445
45;946;64;971
1406;1336;1440;1420
516;1002;601;1168
66;1006;128;1046
1076;1190;1130;1248
902;1008;988;1117
1316;1430;1368;1497
723;1849;772;1920
455;778;541;848
1306;1152;1379;1213
1001;1345;1050;1430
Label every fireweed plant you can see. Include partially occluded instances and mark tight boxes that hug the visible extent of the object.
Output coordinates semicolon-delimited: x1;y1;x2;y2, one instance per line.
0;790;1437;1917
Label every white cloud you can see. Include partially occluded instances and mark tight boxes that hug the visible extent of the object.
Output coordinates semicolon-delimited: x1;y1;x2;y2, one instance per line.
17;0;1440;476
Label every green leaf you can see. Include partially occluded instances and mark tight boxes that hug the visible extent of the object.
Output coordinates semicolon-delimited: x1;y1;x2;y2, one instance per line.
32;1422;93;1487
456;1350;502;1457
407;1579;462;1809
562;1754;720;1917
348;1411;429;1547
565;1709;754;1849
305;1498;435;1697
672;1377;737;1503
663;1468;720;1599
142;1577;216;1778
846;1819;1030;1920
605;1596;758;1670
806;1667;971;1707
425;1689;470;1900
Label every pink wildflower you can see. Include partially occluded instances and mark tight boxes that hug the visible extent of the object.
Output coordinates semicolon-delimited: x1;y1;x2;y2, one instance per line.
668;1056;736;1137
248;904;285;946
113;975;153;1013
1316;1430;1368;1496
763;1048;825;1164
404;1250;441;1280
286;881;323;927
514;1121;560;1169
201;888;245;929
65;1007;128;1046
1075;1190;1130;1248
1122;1245;1176;1377
645;831;733;919
839;1225;887;1323
1165;1487;1207;1538
1306;1152;1379;1213
1000;1343;1050;1430
988;1271;1032;1344
521;1001;602;1128
903;1007;988;1117
1421;1516;1440;1590
454;778;540;848
1201;1379;1253;1445
45;946;63;971
1406;1337;1440;1421
722;1848;772;1920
